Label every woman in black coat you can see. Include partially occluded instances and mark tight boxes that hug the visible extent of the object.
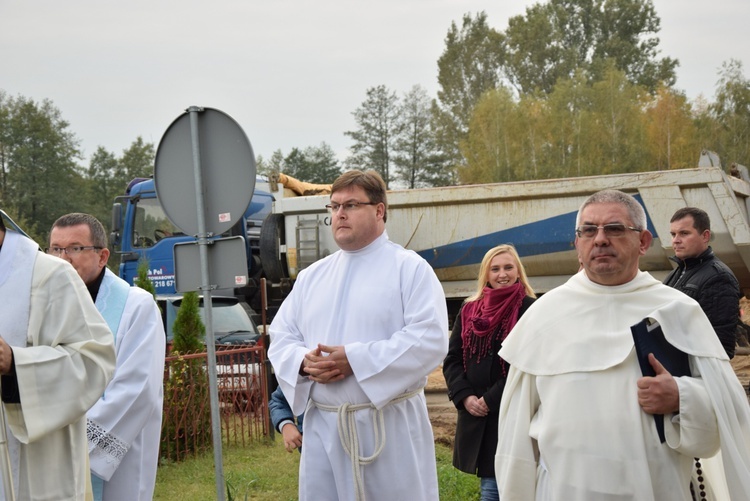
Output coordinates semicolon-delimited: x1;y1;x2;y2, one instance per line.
443;244;536;501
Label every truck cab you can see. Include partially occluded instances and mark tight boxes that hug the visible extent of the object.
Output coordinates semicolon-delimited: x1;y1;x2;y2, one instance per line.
110;177;274;301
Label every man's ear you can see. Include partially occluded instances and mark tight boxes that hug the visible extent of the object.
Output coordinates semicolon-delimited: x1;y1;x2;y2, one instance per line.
99;247;111;268
639;230;653;255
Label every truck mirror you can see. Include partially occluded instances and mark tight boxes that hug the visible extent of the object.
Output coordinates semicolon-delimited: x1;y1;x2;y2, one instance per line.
111;203;122;232
110;203;122;247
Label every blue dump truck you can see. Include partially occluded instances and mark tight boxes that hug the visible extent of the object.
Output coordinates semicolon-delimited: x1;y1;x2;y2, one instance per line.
110;176;275;312
111;152;750;324
261;153;750;322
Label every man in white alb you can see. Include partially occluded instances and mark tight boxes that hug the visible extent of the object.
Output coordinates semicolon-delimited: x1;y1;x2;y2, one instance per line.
494;190;750;500
50;213;165;501
0;213;115;500
268;170;449;501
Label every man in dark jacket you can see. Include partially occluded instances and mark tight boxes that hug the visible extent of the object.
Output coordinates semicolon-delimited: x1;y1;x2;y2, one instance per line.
664;207;742;357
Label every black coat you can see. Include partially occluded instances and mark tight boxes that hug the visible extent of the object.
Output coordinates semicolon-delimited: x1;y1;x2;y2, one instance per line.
663;247;741;357
442;295;535;478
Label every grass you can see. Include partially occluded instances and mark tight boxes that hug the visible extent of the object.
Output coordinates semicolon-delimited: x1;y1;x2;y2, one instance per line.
436;443;481;501
155;438;479;500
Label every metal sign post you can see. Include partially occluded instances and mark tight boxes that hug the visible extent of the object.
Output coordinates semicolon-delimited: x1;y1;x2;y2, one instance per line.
187;107;224;501
154;106;256;501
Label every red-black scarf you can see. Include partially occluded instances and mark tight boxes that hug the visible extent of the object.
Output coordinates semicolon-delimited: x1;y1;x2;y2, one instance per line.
460;281;526;371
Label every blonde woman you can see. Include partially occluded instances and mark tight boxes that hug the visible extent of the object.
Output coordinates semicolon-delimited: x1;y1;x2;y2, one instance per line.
443;244;536;501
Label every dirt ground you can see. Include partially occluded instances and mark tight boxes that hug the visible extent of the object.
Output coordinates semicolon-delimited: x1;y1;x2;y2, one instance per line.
427;354;750;448
731;353;750;389
425;369;457;447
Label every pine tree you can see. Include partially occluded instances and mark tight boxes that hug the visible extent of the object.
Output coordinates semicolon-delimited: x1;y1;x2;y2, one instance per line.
134;258;157;297
162;291;210;460
172;291;205;354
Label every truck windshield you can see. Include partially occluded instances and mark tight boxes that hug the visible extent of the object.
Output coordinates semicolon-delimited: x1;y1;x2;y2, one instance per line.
132;197;182;248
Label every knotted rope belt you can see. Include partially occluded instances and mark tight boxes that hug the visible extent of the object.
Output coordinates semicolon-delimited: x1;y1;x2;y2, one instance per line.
310;387;424;501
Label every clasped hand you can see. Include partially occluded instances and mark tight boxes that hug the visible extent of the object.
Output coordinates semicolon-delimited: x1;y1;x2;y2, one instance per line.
462;395;489;417
301;344;353;384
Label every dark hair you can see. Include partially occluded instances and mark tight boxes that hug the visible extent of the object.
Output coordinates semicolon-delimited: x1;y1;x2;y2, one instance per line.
51;213;108;248
670;207;710;233
331;170;388;222
0;214;5;232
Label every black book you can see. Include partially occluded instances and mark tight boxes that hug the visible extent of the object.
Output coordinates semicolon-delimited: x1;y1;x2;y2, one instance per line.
630;318;691;443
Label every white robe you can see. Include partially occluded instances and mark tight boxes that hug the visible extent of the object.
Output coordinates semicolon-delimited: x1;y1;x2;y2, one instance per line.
0;231;115;500
268;231;448;501
495;270;750;500
88;269;165;501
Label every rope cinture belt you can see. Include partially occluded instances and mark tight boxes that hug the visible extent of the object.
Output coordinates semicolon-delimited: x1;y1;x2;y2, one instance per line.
309;387;424;501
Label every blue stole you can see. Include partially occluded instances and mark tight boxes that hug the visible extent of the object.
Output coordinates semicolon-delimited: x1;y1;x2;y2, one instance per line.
95;269;130;342
91;269;130;501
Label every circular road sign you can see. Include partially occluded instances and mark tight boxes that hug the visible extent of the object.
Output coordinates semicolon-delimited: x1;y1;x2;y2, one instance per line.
154;107;256;236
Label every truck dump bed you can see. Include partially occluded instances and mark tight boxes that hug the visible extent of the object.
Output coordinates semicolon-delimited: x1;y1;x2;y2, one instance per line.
268;164;750;299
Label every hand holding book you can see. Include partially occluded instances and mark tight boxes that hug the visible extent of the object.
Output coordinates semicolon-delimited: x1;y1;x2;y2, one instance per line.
636;353;681;414
631;318;691;443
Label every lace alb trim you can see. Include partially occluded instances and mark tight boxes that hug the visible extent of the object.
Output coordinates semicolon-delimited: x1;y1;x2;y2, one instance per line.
88;420;129;464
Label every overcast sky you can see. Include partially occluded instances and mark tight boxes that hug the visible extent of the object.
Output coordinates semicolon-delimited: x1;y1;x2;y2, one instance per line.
2;0;748;166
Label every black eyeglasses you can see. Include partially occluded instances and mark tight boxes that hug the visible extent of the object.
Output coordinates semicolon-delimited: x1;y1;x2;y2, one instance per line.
45;246;103;256
325;201;378;213
575;224;641;238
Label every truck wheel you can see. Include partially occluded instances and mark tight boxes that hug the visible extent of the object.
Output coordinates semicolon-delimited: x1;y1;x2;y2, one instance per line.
260;213;288;283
